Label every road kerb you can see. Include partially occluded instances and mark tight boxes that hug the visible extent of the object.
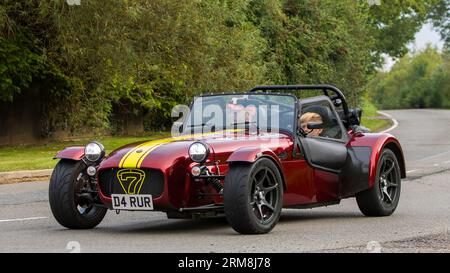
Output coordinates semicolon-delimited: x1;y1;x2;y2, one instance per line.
0;169;53;185
377;111;398;133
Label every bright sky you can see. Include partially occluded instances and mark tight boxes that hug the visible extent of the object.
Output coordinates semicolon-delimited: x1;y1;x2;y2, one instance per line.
410;23;445;51
383;23;444;71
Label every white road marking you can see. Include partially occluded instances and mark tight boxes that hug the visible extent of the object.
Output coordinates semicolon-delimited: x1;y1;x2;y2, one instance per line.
407;170;418;173
0;217;47;223
377;111;399;133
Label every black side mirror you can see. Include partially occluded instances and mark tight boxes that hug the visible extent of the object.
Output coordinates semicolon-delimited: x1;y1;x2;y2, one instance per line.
307;122;324;130
348;108;362;126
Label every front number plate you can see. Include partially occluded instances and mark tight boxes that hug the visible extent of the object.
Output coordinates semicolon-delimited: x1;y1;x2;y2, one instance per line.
111;194;153;211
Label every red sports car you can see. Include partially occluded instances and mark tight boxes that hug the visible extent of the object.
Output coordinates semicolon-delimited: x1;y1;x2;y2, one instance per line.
49;85;405;234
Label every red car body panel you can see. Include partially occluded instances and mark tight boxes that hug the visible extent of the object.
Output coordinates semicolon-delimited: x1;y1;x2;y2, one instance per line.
347;131;406;187
54;147;85;160
96;131;295;210
57;129;406;212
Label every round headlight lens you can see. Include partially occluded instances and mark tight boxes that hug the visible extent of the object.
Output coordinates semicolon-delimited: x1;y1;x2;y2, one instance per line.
189;142;210;163
191;166;202;176
86;166;97;176
84;142;105;162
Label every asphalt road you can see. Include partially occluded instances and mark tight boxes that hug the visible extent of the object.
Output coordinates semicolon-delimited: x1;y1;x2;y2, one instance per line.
0;109;449;253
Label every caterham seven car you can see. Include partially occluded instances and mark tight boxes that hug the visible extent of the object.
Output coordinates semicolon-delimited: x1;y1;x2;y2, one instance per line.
49;85;405;234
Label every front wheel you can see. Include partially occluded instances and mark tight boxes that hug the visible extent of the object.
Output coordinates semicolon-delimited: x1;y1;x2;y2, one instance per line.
224;158;283;234
356;149;402;216
49;160;107;229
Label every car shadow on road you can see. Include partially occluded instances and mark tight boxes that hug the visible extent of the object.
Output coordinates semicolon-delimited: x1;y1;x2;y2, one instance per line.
103;216;230;235
279;209;363;223
98;210;364;235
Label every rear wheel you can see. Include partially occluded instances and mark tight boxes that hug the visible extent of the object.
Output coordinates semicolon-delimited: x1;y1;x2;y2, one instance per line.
356;149;401;216
49;160;107;229
224;158;283;234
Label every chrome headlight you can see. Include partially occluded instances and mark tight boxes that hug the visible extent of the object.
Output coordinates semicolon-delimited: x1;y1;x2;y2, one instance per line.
188;142;210;163
84;142;105;162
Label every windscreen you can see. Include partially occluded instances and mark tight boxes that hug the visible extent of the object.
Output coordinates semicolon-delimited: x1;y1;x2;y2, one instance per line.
184;94;296;134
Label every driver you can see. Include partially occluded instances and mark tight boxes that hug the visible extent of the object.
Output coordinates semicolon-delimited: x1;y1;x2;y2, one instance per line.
226;99;257;124
299;112;323;137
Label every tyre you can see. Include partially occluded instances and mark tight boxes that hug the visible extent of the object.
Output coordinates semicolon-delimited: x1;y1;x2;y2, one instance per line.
356;149;401;216
49;160;107;229
224;158;283;234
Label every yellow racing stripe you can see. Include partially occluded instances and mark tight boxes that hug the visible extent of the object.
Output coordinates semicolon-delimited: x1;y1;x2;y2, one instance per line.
120;139;172;168
118;141;154;168
136;143;166;168
119;129;243;169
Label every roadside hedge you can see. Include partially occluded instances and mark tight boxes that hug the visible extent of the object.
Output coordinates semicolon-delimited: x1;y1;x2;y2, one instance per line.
0;0;446;136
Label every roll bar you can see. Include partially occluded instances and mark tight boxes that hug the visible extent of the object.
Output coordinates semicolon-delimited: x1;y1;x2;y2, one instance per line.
248;84;352;127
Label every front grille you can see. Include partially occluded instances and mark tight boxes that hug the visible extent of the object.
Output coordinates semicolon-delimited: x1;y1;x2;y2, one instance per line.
98;168;164;198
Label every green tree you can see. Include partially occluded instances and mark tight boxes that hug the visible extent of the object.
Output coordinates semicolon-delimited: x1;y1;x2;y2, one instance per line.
247;0;372;104
368;46;449;109
1;0;448;137
367;0;442;60
0;0;69;102
51;0;268;131
428;0;449;50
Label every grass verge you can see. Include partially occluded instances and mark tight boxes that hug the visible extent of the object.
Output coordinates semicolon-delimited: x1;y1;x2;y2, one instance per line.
0;132;169;172
360;97;392;132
